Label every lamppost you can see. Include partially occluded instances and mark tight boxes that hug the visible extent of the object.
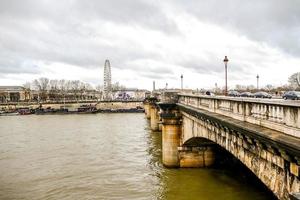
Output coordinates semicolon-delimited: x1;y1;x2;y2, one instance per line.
223;56;229;96
180;74;183;90
256;74;259;90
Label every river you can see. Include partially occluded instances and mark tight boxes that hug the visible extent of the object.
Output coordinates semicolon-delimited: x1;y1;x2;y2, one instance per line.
0;113;275;200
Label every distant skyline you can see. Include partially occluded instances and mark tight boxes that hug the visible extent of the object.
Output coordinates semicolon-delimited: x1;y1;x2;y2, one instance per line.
0;0;300;90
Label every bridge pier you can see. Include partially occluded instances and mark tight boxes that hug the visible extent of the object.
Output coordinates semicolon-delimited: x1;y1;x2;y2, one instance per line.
161;116;181;167
144;102;151;119
179;146;215;168
150;104;160;131
159;103;216;168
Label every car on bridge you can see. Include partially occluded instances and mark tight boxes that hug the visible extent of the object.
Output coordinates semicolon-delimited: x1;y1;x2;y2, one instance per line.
240;92;254;98
205;91;215;96
228;90;240;97
282;91;300;100
253;91;272;99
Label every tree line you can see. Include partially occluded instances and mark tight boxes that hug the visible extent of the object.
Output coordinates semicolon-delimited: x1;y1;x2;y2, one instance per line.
231;72;300;93
23;77;126;101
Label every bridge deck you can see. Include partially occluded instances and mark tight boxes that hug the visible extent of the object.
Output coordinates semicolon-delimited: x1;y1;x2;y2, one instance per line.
177;103;300;157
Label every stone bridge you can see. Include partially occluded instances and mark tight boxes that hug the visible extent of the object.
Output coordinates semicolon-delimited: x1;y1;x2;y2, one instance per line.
144;93;300;200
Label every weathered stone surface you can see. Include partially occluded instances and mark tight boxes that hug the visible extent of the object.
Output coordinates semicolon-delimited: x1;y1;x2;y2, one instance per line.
179;146;215;168
162;118;181;167
179;108;300;200
144;103;151;119
150;105;159;131
290;163;299;177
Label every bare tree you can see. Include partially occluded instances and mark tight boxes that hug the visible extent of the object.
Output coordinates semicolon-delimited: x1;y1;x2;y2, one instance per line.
265;84;274;92
23;82;31;90
78;82;86;100
234;84;246;91
25;78;99;102
288;72;300;89
49;80;59;91
95;85;103;91
246;85;256;92
49;79;59;101
71;80;80;100
58;79;67;102
95;85;103;100
112;82;126;91
33;77;49;101
84;83;93;90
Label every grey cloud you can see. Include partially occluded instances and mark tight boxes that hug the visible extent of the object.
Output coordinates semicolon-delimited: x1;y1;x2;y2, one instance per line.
124;59;176;79
172;0;300;56
0;0;176;76
0;21;160;73
0;0;177;34
176;51;257;78
137;71;175;80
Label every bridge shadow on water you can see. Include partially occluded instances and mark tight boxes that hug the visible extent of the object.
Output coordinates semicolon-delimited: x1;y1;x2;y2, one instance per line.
212;144;277;200
146;124;277;200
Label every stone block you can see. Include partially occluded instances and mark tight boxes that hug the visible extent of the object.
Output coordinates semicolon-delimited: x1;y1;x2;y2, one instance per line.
266;151;273;163
260;150;267;160
271;155;278;166
242;140;249;149
276;157;285;169
237;137;242;146
290;163;299;177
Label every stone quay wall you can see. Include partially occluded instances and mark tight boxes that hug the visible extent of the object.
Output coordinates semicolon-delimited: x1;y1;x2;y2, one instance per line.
0;101;143;111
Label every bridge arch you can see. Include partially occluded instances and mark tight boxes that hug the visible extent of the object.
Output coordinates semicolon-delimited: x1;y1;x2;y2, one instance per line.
182;137;215;147
179;137;216;168
180;112;300;200
181;135;277;196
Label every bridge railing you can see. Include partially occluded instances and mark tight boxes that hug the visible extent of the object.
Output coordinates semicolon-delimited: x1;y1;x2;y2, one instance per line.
178;94;300;138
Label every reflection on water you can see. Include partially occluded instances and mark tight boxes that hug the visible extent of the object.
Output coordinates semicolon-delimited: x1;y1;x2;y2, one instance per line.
0;114;274;200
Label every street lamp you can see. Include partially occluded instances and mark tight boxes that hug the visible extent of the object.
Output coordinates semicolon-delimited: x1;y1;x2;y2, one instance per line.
180;74;183;90
256;74;259;90
223;56;229;96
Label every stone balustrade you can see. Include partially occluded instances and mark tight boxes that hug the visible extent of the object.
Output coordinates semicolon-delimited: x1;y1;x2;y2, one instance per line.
178;94;300;138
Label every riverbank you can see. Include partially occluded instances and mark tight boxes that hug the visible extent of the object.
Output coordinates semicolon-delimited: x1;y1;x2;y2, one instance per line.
0;101;144;115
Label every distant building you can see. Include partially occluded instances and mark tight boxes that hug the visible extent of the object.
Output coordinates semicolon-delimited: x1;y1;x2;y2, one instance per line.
0;86;29;103
113;89;148;101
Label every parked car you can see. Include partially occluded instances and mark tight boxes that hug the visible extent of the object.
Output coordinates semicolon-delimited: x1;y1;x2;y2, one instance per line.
253;91;272;99
240;92;254;97
282;91;300;100
205;91;215;96
228;90;240;97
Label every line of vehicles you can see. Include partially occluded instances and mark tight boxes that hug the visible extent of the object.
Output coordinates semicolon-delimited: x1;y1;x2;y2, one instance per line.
227;90;300;100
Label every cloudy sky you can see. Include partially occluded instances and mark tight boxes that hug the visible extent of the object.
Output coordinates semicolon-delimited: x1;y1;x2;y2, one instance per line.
0;0;300;90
